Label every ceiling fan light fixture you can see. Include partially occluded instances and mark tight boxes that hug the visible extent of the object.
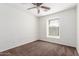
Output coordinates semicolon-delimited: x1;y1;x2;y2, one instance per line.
27;3;50;14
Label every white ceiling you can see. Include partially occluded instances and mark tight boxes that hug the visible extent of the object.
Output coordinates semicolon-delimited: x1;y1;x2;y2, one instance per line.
6;3;76;17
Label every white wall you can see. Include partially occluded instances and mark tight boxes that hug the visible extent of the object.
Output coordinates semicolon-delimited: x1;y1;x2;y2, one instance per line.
0;3;77;52
77;4;79;54
39;7;76;47
0;4;38;52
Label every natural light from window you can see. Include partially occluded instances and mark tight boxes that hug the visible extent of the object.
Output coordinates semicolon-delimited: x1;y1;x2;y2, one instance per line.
47;18;60;39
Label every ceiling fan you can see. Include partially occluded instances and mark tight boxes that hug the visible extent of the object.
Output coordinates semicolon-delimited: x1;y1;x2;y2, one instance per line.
27;3;50;14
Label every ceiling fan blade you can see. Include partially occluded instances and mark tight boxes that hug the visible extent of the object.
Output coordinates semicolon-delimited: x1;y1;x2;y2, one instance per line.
32;3;37;5
41;6;50;10
27;7;36;10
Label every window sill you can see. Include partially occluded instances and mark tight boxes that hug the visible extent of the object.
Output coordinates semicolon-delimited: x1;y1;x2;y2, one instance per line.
47;36;60;39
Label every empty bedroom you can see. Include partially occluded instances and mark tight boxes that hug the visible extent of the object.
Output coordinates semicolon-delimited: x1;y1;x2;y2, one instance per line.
0;3;79;56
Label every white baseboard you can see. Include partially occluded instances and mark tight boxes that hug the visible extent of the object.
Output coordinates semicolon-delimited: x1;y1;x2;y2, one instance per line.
40;39;76;48
76;48;79;54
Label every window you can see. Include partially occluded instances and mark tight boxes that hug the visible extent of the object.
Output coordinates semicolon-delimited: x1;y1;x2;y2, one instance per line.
47;18;60;38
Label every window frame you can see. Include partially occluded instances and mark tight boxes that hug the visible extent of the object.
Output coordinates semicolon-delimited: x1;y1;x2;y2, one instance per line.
46;18;60;39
